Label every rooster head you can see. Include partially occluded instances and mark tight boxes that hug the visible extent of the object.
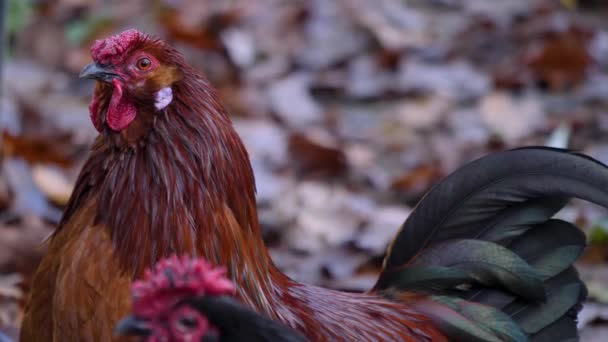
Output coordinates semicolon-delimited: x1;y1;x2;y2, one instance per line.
115;255;235;341
80;29;181;132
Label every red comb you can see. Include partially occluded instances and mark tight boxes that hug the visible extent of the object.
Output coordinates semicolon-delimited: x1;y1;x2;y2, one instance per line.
91;29;145;65
131;255;236;304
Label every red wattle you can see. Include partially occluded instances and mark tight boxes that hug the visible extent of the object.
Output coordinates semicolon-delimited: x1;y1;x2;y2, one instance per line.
107;79;137;131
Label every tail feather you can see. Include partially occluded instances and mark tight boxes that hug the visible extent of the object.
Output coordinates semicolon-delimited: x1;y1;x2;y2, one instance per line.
433;296;528;342
375;147;608;341
478;198;568;244
411;298;515;342
530;317;578;342
462;220;585;311
413;239;545;301
506;268;583;333
508;220;585;280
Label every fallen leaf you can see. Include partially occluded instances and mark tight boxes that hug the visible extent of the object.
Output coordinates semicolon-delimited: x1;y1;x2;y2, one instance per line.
3;159;62;223
344;0;432;50
588;282;608;305
0;274;23;300
581;244;608;265
479;92;546;144
0;174;10;213
322;248;369;280
288;133;348;179
159;2;242;50
0;215;52;275
345;53;392;99
2;131;75;168
391;164;442;200
267;73;324;128
393;95;451;130
32;165;74;206
221;28;256;68
282;181;375;253
578;302;608;332
344;143;376;173
297;0;370;69
357;206;411;255
397;59;490;101
446;108;490;145
589;30;608;67
233;119;288;167
525;24;592;90
544;121;571;148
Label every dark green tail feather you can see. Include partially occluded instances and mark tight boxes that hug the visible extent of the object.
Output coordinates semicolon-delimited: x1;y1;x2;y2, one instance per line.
410;239;546;301
505;268;583;333
509;220;586;280
375;148;608;341
436;296;529;342
478;197;568;244
531;316;578;342
461;220;586;311
412;298;509;342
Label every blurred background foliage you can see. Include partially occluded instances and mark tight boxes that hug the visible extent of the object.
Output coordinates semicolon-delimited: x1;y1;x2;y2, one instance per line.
2;0;608;340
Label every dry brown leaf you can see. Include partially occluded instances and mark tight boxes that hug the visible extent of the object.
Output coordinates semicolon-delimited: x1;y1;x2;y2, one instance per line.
159;5;242;50
390;164;442;198
2;131;75;168
0;176;10;213
31;165;74;206
525;26;593;90
288;133;347;179
580;244;608;265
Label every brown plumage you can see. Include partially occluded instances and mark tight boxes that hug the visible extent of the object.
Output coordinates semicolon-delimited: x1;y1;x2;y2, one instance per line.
22;29;608;342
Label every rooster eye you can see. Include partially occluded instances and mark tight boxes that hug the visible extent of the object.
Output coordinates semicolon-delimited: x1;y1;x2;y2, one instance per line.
176;316;198;331
137;58;152;70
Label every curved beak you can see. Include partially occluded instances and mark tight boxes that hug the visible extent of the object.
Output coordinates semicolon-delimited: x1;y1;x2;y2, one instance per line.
114;315;152;336
79;62;119;82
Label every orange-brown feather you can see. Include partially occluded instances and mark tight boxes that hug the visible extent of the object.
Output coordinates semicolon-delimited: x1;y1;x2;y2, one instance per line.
21;199;134;342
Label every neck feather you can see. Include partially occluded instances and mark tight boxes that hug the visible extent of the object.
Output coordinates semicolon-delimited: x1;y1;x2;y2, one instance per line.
59;71;292;313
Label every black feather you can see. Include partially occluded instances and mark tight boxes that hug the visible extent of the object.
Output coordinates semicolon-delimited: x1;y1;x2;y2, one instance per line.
505;268;584;334
188;296;308;342
508;220;586;280
530;316;578;342
378;265;472;292
464;219;586;308
380;239;545;301
478;197;568;244
431;296;528;342
412;298;511;342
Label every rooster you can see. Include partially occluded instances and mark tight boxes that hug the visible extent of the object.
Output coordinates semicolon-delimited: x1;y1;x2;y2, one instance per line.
114;255;308;342
21;29;608;341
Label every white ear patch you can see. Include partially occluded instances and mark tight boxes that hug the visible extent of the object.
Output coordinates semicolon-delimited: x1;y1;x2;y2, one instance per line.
154;87;173;110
